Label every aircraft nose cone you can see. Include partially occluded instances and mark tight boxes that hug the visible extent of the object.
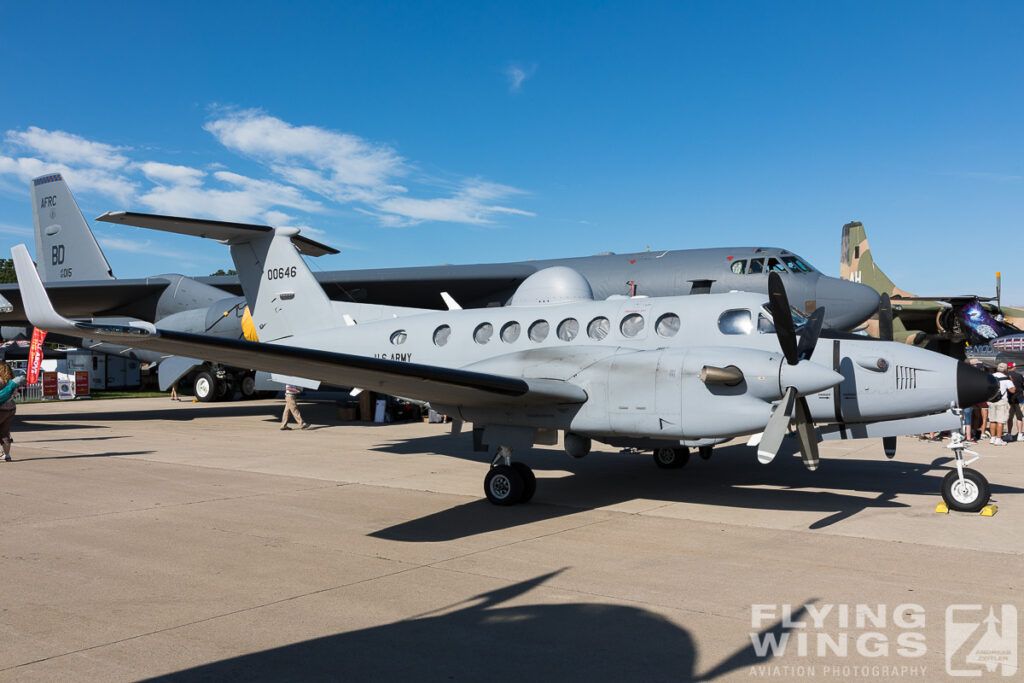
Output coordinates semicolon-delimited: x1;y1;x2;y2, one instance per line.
815;278;880;329
957;361;999;407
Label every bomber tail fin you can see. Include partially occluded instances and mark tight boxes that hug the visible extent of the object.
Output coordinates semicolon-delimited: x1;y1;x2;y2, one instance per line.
31;173;114;282
840;221;912;298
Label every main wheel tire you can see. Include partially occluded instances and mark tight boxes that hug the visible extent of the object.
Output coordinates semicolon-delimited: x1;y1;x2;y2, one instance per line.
653;447;689;469
484;465;525;506
942;469;991;512
240;374;257;399
699;446;713;460
193;371;217;402
214;380;231;401
511;462;536;503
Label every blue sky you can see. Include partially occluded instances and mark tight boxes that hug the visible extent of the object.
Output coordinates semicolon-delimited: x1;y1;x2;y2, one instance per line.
1;2;1022;300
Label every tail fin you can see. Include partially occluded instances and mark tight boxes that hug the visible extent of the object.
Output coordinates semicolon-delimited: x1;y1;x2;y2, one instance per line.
230;228;335;342
31;173;114;281
840;221;911;297
95;212;342;343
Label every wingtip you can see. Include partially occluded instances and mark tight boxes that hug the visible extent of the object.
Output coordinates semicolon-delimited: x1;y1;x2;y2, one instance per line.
10;244;74;332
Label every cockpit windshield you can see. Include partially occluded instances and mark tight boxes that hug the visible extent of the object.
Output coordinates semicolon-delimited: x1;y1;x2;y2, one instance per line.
734;253;817;275
781;255;814;273
758;304;807;334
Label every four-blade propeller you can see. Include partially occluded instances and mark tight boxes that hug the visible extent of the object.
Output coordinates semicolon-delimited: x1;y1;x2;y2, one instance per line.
757;272;835;471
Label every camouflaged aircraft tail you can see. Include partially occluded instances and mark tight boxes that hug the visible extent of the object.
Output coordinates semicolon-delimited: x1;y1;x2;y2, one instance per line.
31;173;114;282
840;221;914;298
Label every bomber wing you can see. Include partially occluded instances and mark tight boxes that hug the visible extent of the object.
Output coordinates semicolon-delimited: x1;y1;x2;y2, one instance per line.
0;278;170;322
11;245;586;408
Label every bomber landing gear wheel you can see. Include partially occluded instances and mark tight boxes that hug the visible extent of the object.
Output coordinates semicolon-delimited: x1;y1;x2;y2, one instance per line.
942;468;991;512
699;446;713;460
484;465;524;506
653;447;690;469
240;374;257;399
511;462;536;503
193;371;217;402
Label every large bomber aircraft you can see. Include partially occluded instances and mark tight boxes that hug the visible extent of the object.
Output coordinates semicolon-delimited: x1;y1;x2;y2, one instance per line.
3;174;880;328
11;222;996;512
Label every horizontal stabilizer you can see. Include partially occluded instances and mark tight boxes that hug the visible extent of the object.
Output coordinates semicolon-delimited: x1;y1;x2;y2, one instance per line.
96;211;339;257
819;412;961;441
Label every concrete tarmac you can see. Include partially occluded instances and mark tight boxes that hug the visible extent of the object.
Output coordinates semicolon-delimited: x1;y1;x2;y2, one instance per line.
0;397;1021;681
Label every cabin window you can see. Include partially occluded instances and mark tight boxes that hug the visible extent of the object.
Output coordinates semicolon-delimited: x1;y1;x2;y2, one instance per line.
587;316;610;340
747;258;765;274
474;322;494;344
730;260;746;274
767;257;786;273
757;313;775;334
620;313;645;338
433;325;451;347
529;320;549;342
557;318;579;341
719;309;753;335
390;330;407;345
782;255;812;273
500;321;521;343
655;313;680;337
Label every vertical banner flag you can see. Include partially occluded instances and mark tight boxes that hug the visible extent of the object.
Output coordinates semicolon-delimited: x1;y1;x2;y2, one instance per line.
27;327;47;383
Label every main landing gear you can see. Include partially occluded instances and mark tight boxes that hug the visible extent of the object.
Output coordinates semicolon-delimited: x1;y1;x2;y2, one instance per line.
652;445;713;469
941;433;991;512
484;446;536;505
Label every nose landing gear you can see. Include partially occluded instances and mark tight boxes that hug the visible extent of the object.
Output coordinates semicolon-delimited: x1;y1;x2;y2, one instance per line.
941;432;991;512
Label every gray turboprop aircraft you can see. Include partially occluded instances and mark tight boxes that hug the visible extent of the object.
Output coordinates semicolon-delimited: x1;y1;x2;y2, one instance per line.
11;223;996;511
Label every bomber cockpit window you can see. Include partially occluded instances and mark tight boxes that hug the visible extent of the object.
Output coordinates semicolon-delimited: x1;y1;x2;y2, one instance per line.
747;258;765;274
730;260;746;274
782;255;812;273
766;257;787;272
718;309;754;335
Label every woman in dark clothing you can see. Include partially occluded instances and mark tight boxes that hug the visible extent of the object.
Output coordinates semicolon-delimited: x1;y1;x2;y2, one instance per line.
0;363;27;461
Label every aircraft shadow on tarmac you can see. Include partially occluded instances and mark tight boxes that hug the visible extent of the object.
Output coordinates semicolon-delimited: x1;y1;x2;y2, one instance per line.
371;434;1024;540
144;571;810;683
16;402;282;427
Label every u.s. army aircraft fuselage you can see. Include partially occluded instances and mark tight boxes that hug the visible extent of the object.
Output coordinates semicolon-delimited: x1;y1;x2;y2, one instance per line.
11;218;996;511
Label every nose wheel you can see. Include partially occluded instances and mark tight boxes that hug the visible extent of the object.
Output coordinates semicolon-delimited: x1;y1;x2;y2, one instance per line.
941;433;992;512
484;447;536;505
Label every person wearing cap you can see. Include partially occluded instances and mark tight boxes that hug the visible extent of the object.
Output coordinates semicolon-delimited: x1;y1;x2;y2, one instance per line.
987;362;1015;445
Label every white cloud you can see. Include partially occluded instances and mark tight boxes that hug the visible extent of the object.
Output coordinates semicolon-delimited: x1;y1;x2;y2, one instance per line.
0;221;31;237
135;161;205;187
0;112;533;234
6;127;130;170
504;63;536;92
95;235;199;262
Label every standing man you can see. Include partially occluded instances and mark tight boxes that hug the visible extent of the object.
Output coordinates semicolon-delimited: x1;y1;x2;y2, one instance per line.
1007;363;1024;442
987;363;1015;445
281;384;309;430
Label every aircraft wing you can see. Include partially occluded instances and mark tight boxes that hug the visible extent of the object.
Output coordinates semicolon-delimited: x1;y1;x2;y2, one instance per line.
11;245;586;408
0;278;171;322
96;211;339;257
